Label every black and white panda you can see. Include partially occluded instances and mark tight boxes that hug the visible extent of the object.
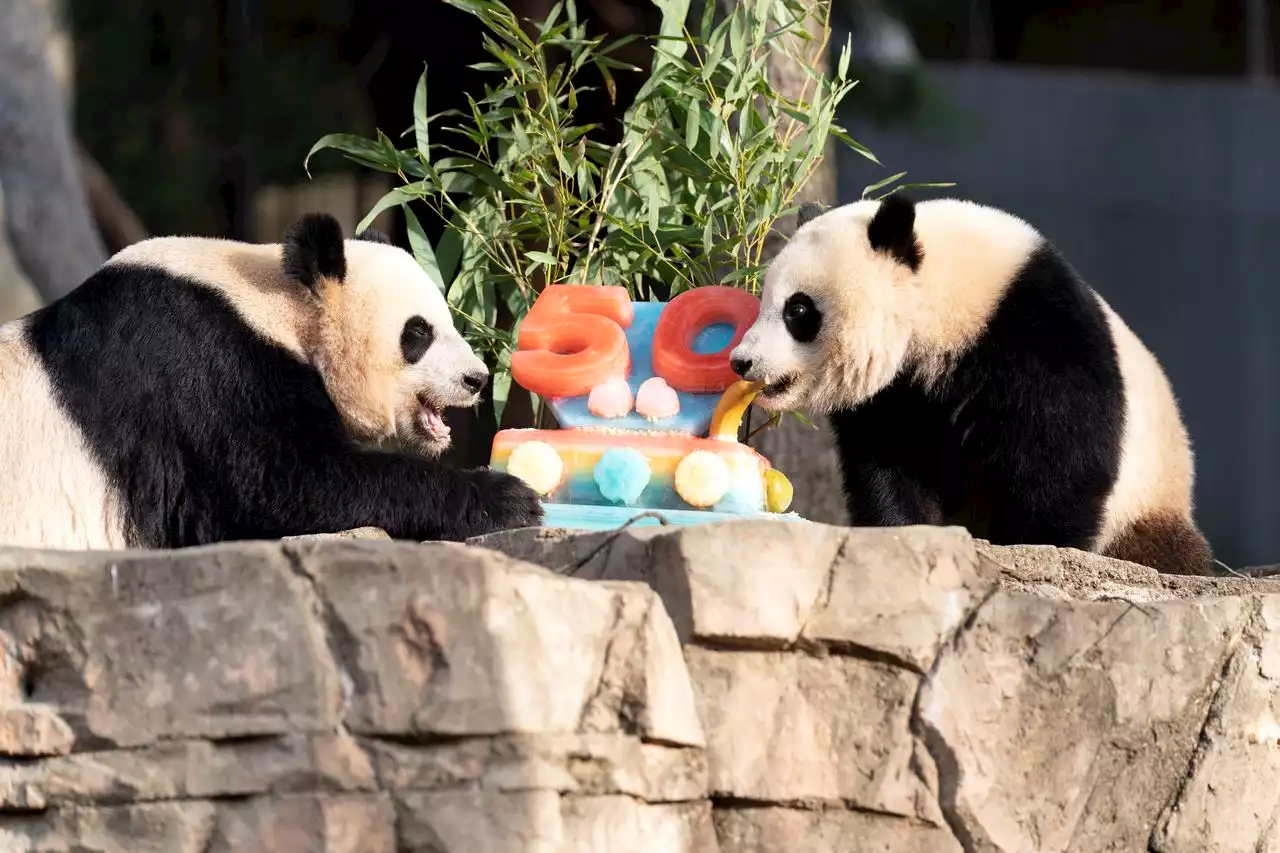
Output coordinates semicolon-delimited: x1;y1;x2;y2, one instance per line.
0;212;542;549
730;194;1212;575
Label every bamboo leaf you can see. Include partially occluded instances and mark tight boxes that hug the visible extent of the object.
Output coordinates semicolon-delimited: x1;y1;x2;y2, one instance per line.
413;67;431;156
526;250;559;266
861;171;907;200
355;183;431;234
836;33;851;81
403;206;445;292
304;133;399;177
436;222;463;284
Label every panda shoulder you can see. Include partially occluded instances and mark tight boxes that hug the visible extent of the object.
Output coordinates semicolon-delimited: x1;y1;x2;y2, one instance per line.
106;234;320;357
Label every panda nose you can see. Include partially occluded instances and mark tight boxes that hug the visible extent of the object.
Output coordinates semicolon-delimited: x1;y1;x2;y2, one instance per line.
461;370;488;393
730;357;753;378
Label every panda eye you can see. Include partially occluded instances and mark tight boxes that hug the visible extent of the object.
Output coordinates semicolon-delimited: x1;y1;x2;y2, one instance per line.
782;293;821;343
400;316;434;364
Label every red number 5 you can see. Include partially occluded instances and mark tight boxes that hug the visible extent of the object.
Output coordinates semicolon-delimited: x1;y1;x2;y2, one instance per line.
652;286;760;393
510;284;634;398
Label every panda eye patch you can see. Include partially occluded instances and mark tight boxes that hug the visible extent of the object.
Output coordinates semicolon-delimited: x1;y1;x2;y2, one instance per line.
782;293;821;343
400;316;434;364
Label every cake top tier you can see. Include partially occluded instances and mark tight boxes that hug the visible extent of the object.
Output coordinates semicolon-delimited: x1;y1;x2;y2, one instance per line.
509;284;761;436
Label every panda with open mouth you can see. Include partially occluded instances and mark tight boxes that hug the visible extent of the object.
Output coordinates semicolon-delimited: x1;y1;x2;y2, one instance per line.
731;194;1212;575
0;212;542;549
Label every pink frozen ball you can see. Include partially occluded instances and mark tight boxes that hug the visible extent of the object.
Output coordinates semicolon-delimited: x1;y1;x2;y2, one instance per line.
587;377;634;418
635;377;681;421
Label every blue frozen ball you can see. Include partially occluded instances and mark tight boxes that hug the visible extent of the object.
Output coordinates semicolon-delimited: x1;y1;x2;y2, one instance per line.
594;447;652;505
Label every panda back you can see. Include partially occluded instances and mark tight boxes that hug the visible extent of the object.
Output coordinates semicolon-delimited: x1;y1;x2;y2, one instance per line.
106;236;316;359
1089;291;1196;548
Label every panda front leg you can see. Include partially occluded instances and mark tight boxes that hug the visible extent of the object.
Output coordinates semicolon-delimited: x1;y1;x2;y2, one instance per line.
837;459;947;527
827;385;948;528
967;412;1114;552
259;449;544;543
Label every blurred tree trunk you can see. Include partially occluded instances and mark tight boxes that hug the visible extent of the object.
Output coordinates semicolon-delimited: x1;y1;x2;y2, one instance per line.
729;0;848;526
0;0;106;303
76;142;149;254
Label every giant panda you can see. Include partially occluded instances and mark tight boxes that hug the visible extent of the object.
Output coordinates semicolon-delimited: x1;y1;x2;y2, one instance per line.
729;194;1212;575
0;212;542;550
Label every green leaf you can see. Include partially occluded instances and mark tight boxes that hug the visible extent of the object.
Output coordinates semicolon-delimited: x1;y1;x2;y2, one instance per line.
355;183;431;234
436;223;463;284
651;0;692;69
304;133;400;177
787;410;818;429
830;126;880;164
861;171;907;200
878;180;958;200
526;250;558;266
836;33;852;81
402;206;445;292
684;99;700;149
491;361;512;426
413;67;430;156
643;169;664;236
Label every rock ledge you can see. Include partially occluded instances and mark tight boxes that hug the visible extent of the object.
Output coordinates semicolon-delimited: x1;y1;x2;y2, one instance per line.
0;521;1276;852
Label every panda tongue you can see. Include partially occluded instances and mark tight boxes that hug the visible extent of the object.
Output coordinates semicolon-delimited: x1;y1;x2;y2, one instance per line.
420;406;451;438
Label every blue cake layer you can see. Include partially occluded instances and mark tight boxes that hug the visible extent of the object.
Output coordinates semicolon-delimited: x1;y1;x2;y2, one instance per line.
545;301;736;434
541;502;808;532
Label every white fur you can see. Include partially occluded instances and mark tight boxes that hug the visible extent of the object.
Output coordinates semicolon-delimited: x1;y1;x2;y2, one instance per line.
0;321;128;549
1091;295;1195;551
734;197;1196;552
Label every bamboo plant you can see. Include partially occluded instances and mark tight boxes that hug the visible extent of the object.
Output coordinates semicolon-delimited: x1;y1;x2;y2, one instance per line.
307;0;948;427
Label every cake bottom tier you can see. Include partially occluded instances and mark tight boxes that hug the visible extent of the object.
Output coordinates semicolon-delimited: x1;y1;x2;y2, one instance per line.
541;502;807;532
492;427;782;513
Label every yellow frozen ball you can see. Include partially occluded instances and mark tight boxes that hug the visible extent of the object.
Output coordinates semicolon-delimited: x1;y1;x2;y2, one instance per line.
674;450;730;508
505;441;564;496
764;468;794;513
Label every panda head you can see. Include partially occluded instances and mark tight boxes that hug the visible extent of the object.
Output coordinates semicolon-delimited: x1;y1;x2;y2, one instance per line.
730;194;927;414
282;213;488;458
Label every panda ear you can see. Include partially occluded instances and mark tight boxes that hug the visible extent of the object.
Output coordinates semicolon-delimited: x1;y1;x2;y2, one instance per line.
867;194;923;273
282;212;347;292
353;227;394;246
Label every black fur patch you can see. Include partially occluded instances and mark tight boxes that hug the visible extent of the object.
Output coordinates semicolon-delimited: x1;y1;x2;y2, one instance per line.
355;227;394;245
282;212;347;290
867;194;923;272
797;203;826;228
829;241;1127;553
25;264;542;548
400;316;434;364
782;292;822;343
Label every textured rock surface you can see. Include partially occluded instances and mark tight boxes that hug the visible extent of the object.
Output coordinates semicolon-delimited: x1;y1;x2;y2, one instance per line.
0;539;710;852
475;520;1280;852
3;522;1280;852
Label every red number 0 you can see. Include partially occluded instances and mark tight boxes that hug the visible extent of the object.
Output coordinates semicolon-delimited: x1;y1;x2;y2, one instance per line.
652;286;761;393
510;284;634;398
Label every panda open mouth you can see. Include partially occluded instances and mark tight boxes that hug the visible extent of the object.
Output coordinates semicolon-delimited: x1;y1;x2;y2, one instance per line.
417;399;451;441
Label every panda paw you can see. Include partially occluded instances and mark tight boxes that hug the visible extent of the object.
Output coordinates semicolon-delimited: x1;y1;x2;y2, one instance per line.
468;468;544;534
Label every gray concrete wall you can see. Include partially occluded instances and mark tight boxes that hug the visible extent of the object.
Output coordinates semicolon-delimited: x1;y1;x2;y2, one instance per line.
835;62;1280;568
